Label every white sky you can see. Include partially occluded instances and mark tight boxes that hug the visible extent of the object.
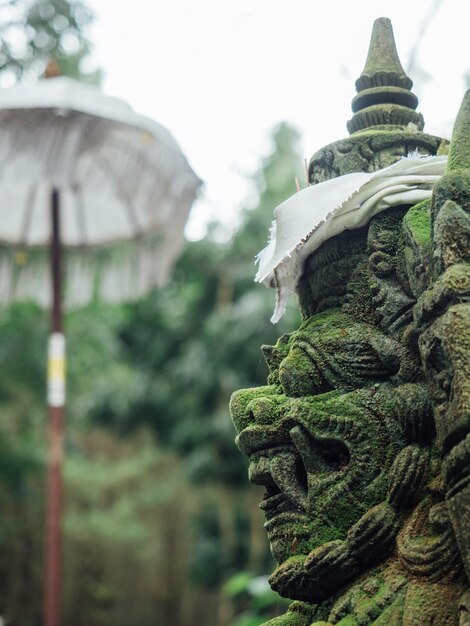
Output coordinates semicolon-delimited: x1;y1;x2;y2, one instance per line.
89;0;469;240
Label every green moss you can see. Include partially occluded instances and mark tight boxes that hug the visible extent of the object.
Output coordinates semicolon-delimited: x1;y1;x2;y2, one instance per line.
403;199;432;247
372;595;405;625
263;602;317;626
278;308;408;398
336;616;357;625
299;308;343;330
230;385;280;432
447;90;470;172
297;237;370;320
313;130;442;152
432;171;470;220
437;140;450;156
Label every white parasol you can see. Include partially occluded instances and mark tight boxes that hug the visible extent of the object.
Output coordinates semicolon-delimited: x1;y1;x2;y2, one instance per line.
0;75;201;626
0;76;202;306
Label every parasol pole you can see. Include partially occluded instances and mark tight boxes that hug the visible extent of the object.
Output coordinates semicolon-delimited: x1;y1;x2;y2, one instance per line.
44;187;65;626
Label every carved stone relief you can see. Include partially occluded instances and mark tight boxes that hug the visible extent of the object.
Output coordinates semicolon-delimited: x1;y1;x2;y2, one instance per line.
230;17;469;626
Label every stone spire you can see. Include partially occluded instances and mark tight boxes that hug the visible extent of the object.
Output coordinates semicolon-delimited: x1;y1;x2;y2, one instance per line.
347;17;424;134
447;89;470;171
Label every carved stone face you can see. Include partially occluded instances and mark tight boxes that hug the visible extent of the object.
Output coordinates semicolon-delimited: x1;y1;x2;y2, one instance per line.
230;310;428;601
233;385;404;562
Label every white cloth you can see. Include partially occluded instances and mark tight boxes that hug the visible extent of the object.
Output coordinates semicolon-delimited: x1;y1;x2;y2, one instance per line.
255;155;447;323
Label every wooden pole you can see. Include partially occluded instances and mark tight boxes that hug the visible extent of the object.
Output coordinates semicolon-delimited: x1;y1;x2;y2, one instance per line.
44;188;65;626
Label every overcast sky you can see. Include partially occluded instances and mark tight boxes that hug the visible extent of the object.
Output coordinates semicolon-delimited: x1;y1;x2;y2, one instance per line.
89;0;468;239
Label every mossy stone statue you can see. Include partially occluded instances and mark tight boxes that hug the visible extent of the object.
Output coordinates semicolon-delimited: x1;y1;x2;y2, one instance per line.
230;17;470;625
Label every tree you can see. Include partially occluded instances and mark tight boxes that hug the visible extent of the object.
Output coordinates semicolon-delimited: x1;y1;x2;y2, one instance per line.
0;0;100;83
95;122;303;486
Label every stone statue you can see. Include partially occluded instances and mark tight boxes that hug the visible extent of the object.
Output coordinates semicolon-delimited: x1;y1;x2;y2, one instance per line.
230;17;470;625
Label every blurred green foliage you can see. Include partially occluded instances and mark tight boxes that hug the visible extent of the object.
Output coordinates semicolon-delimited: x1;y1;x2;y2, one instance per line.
0;0;304;614
0;0;101;82
90;123;302;487
224;571;290;626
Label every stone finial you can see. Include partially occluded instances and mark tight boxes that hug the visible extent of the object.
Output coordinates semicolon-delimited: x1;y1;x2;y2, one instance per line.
347;17;424;134
447;89;470;171
43;58;61;79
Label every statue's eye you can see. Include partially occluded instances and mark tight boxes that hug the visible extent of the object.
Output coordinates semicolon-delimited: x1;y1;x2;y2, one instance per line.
278;343;323;397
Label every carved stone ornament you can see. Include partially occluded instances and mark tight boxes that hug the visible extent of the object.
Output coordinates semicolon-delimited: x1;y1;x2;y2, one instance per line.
230;17;470;625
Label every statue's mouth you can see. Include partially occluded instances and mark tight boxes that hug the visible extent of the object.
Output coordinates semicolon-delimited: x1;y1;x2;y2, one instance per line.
260;485;302;518
260;485;284;516
236;422;352;562
260;483;312;543
243;440;311;539
237;423;351;533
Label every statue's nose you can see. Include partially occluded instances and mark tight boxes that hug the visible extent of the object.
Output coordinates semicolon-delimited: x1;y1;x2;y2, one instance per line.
230;385;279;433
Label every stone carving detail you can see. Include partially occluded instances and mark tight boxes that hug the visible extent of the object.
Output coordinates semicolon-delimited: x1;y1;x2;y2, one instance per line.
230;18;469;625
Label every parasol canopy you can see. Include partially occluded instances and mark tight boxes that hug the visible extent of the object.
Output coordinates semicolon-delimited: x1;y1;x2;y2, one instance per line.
0;76;202;307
